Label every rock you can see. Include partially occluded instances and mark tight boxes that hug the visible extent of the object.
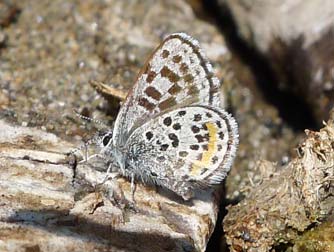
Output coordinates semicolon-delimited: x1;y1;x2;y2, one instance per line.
293;221;334;252
219;0;334;122
223;111;334;251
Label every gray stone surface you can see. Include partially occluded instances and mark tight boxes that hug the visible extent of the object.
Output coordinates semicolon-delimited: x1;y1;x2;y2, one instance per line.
219;0;334;122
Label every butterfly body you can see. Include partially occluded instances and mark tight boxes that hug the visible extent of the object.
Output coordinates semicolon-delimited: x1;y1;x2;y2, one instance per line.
99;33;238;200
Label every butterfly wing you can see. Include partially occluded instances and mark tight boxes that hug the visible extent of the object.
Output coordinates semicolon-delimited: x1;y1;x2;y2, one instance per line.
123;105;238;200
113;33;222;147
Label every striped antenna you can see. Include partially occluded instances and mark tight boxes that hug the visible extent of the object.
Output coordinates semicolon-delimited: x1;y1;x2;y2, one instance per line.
73;109;109;128
71;110;114;161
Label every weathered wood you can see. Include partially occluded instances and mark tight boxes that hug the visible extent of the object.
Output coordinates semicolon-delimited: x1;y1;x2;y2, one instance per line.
0;120;219;252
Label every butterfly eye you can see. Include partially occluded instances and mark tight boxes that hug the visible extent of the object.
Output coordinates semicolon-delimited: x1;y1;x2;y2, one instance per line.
102;134;112;146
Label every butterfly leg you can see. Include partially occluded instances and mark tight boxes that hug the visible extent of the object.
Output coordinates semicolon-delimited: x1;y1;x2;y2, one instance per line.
100;163;118;184
94;164;129;210
95;176;128;217
78;153;104;164
103;172;138;212
74;142;103;163
119;173;139;212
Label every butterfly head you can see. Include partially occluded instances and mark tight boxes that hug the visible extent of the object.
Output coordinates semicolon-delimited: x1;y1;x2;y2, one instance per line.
95;129;114;153
95;128;127;172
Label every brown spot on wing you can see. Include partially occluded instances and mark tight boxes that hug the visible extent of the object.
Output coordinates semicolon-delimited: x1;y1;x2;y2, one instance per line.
187;85;198;96
196;153;203;161
168;83;182;95
172;55;182;63
162;49;170;58
183;74;194;84
138;97;155;111
145;86;162;101
146;70;157;83
180;62;189;74
158;97;176;110
161;66;180;82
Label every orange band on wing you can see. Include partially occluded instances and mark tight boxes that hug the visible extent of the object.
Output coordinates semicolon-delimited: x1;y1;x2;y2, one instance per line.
191;122;218;176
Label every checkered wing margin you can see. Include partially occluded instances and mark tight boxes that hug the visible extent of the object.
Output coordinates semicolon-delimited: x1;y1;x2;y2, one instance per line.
113;33;222;147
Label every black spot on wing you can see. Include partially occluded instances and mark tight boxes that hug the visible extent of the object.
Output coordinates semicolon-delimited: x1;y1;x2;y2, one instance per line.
145;131;153;141
212;156;219;164
163;117;172;126
191;125;200;133
200;168;208;175
195;134;209;143
160;144;169;151
178;110;186;117
173;123;181;130
219;132;225;140
157;156;166;162
168;133;179;147
190;144;199;150
194;114;202;122
179;151;188;157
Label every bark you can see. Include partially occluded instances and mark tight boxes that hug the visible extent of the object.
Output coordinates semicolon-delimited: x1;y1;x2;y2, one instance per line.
0;120;219;252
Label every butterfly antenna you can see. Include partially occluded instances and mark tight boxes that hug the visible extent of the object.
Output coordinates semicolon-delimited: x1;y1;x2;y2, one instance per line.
73;109;108;128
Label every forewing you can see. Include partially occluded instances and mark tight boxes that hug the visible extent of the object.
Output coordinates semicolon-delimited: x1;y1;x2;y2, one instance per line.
113;33;222;147
124;105;238;199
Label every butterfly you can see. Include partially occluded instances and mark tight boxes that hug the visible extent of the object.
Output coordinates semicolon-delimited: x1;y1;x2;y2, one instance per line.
95;33;238;200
